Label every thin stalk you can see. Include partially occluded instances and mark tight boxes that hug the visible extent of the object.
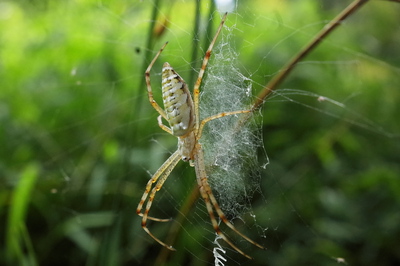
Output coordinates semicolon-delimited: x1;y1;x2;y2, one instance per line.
251;0;369;111
202;0;217;54
189;0;202;87
136;0;162;118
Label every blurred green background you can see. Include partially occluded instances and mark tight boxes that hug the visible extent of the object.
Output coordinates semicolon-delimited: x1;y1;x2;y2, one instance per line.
1;0;399;265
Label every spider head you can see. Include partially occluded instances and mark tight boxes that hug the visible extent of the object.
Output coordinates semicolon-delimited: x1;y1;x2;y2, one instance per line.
178;132;196;162
181;155;190;162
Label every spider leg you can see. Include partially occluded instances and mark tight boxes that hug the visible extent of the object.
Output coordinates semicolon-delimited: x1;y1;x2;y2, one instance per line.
145;41;169;121
157;115;173;135
195;113;267;252
140;153;181;251
137;150;180;222
196;110;251;140
138;150;181;250
193;12;228;130
194;146;254;259
198;183;252;259
202;173;266;250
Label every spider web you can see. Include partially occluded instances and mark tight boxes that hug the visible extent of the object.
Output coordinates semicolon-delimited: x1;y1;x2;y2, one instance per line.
199;23;265;220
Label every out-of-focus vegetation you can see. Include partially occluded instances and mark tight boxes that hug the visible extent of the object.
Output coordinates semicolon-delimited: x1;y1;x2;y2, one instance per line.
1;0;399;265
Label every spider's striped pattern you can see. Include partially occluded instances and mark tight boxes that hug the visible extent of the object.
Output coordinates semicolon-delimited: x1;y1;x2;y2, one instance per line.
161;62;194;137
136;12;265;259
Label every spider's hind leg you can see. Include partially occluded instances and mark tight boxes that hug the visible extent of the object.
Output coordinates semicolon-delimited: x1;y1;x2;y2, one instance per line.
136;150;181;222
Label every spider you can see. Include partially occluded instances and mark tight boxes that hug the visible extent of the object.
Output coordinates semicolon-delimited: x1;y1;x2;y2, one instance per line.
136;12;265;259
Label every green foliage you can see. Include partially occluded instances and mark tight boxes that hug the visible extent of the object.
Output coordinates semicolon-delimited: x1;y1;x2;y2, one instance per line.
0;0;399;265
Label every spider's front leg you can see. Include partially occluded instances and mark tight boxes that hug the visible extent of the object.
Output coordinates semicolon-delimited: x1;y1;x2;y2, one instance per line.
145;42;169;121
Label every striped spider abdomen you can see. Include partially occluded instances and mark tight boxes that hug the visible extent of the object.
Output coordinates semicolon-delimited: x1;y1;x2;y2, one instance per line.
161;62;195;137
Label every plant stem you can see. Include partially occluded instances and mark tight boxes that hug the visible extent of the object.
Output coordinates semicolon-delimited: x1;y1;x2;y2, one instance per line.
251;0;369;111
